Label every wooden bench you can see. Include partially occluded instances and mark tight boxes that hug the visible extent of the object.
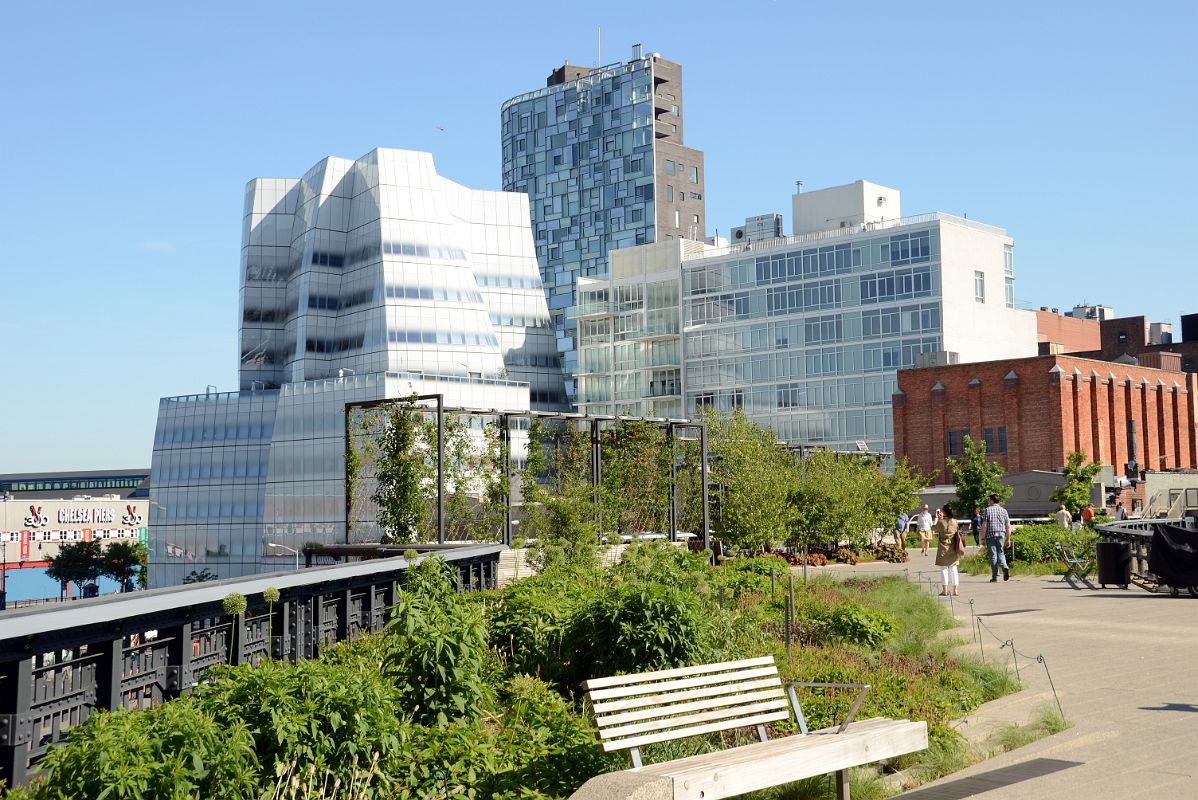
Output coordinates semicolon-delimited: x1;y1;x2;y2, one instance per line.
577;655;927;800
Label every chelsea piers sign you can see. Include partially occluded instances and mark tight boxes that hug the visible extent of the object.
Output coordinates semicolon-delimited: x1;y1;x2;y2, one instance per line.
58;507;116;524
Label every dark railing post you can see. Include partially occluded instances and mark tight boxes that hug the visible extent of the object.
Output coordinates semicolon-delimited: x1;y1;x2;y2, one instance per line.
92;635;124;711
0;655;32;788
229;614;245;667
165;621;192;697
590;418;603;531
337;589;351;641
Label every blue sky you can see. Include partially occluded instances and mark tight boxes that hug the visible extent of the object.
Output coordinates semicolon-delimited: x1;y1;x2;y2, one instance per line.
3;0;1195;472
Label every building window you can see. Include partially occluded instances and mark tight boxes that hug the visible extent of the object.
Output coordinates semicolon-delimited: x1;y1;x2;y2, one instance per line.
666;160;675;175
667;185;674;202
674;210;680;227
692;214;700;225
983;426;1008;454
1004;277;1015;309
974;270;986;303
947;429;970;458
689;166;698;183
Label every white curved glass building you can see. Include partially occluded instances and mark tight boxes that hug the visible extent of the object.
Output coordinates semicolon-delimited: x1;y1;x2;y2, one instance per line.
149;149;564;586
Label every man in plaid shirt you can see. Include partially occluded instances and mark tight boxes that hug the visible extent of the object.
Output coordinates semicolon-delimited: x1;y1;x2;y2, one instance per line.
978;493;1012;582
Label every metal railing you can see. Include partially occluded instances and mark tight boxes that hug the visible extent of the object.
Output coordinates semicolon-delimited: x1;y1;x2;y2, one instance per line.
686;212;1006;263
0;544;503;788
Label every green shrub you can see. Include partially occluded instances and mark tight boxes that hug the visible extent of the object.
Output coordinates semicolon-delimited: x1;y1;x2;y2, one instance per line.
489;675;616;796
807;602;897;648
562;581;712;687
195;658;406;788
487;570;594;686
387;559;491;727
23;699;260;799
610;541;712;595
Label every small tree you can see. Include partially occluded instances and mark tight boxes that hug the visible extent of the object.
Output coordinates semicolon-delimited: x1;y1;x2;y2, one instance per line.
46;541;104;596
788;450;883;551
1052;450;1103;515
705;409;796;551
100;541;146;592
948;435;1012;517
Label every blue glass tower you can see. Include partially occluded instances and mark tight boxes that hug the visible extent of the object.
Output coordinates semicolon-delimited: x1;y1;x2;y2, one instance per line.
501;47;706;401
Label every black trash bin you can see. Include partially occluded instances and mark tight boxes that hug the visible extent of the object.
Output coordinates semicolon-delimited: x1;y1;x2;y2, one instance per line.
1096;541;1132;588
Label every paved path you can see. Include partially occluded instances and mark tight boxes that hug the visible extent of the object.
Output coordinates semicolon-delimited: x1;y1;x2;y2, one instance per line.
825;550;1198;798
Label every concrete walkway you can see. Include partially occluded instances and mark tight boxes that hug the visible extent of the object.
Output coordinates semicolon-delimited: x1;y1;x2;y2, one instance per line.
827;550;1198;798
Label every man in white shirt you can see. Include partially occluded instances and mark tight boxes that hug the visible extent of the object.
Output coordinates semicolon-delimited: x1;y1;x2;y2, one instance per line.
915;504;934;555
1054;505;1072;529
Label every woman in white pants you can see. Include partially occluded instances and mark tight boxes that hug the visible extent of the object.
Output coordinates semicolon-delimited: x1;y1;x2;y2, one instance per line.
934;506;962;596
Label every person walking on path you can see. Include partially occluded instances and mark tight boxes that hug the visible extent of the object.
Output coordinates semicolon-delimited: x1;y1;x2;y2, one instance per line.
934;505;963;596
970;507;982;547
1081;504;1095;525
979;493;1013;582
1115;501;1129;520
915;504;934;556
895;511;909;545
1055;504;1072;529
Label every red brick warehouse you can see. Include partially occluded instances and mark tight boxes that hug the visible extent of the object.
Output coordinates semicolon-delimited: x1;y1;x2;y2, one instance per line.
893;353;1198;483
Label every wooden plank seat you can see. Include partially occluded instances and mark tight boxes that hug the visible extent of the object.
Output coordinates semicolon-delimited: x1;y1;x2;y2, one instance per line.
581;656;927;800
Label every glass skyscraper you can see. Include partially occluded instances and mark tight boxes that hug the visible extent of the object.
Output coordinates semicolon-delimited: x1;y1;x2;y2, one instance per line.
149;148;562;586
501;46;706;400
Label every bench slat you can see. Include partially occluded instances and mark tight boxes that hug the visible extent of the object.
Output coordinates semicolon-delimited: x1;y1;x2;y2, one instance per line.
595;688;788;727
591;676;783;715
599;697;791;739
601;710;792;752
586;666;779;701
583;656;776;691
636;720;929;799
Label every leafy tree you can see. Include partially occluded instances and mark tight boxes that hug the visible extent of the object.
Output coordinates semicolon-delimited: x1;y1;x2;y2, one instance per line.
372;399;434;543
948;435;1012;518
788;449;885;551
100;540;146;592
478;420;510;541
45;540;103;596
1051;450;1103;515
705;409;796;551
879;458;935;532
183;567;218;584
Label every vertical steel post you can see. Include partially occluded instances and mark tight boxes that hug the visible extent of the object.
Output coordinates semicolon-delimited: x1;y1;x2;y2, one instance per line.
667;423;678;542
0;656;32;787
501;414;512;546
699;423;710;552
591;418;603;531
437;394;445;544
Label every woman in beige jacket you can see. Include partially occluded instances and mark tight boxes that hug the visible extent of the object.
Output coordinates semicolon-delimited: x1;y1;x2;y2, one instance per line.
934;506;962;596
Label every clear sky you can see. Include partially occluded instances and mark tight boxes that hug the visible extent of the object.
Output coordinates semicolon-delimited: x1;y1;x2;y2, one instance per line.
2;0;1194;472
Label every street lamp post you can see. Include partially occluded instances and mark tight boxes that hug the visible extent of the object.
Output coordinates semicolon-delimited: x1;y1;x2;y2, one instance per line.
265;542;300;571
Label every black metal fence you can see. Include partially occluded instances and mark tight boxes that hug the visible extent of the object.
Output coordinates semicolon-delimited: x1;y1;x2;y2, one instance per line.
0;544;503;789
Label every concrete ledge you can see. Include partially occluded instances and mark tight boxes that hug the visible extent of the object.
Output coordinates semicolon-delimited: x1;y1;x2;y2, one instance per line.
569;771;672;800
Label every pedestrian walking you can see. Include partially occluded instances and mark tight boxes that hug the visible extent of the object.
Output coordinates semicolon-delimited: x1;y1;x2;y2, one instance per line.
970;507;982;547
1055;504;1071;529
1115;501;1128;521
895;511;909;545
979;493;1012;582
1081;504;1095;525
915;504;934;556
934;506;964;596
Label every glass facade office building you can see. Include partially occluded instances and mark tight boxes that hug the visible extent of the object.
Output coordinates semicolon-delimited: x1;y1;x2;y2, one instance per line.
501;48;706;400
149;149;560;586
576;183;1038;456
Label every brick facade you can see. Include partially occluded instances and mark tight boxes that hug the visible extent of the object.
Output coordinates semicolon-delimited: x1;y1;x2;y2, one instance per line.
1035;310;1100;354
894;354;1198;483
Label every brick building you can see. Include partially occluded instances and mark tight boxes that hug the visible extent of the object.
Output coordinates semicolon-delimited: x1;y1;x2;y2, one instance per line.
893;353;1198;483
1035;309;1100;354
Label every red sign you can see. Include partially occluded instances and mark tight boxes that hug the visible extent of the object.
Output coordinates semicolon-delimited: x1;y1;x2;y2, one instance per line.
19;530;30;560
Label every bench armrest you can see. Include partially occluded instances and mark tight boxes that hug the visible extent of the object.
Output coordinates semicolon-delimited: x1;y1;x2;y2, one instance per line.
786;682;871;734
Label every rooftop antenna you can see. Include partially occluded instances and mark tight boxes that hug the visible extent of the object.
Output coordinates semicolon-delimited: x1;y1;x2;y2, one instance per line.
795;180;803;193
597;27;601;67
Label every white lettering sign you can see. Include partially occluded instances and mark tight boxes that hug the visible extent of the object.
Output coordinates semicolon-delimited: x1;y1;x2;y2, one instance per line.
57;508;116;525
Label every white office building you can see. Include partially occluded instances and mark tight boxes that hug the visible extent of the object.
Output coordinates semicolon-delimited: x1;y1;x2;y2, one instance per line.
575;180;1038;454
149;149;563;586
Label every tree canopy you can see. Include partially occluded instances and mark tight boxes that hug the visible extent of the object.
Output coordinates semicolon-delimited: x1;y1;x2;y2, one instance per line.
948;436;1012;517
704;410;796;551
1051;451;1103;515
45;541;104;595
